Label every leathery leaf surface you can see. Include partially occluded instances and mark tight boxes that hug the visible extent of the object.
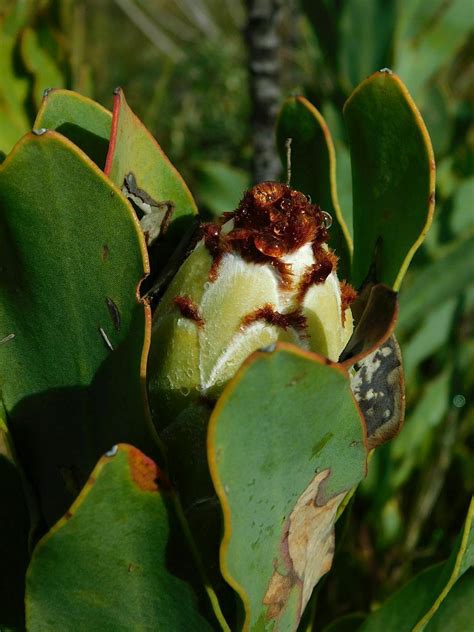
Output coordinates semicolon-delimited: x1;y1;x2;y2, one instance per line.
208;344;367;631
34;88;112;169
276;96;352;280
26;444;213;631
359;497;474;631
104;88;197;259
344;71;435;290
0;131;152;526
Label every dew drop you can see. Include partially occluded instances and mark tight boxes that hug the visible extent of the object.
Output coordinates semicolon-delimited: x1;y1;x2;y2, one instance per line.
105;445;118;457
321;211;332;229
453;394;466;408
32;128;48;136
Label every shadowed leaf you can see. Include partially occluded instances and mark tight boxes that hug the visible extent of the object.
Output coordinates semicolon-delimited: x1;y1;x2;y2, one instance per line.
26;444;214;631
276;95;352;279
0;131;153;526
34;88;112;169
344;71;435;290
340;283;398;366
359;497;474;631
0;428;29;630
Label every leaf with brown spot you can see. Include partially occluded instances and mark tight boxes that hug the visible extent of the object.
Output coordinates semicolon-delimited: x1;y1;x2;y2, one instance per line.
26;445;215;630
104;88;197;269
350;335;405;449
208;344;368;630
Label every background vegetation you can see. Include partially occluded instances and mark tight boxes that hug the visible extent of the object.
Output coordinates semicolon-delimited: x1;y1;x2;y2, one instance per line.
0;0;473;626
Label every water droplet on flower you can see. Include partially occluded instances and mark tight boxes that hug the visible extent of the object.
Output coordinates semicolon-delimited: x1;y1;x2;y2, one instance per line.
32;128;48;136
105;445;118;457
254;234;285;257
321;211;332;229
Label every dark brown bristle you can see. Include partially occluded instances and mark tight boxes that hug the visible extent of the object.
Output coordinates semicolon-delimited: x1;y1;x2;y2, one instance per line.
297;249;339;302
201;183;334;285
340;281;358;324
174;295;204;327
241;303;307;332
202;223;230;282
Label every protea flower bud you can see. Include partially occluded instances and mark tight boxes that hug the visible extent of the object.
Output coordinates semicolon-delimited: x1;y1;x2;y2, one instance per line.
148;182;356;429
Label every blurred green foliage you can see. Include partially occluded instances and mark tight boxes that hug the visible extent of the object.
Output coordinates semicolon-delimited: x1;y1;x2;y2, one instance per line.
0;0;472;627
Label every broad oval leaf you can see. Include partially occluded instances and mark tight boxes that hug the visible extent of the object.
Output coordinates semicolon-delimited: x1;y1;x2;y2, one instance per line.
0;131;153;525
276;95;352;280
26;444;214;631
34;88;112;169
344;71;435;290
104;88;197;262
208;344;368;631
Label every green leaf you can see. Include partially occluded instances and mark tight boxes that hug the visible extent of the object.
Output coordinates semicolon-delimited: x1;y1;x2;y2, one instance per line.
0;131;154;526
20;27;65;109
193;160;250;221
426;569;474;632
104;88;198;263
395;0;474;102
26;444;214;631
389;370;451;490
322;613;366;632
398;234;474;332
359;497;474;631
338;0;396;90
402;299;457;379
208;344;367;631
344;71;435;290
450;177;474;236
0;2;32;154
276;95;352;280
34;88;112;169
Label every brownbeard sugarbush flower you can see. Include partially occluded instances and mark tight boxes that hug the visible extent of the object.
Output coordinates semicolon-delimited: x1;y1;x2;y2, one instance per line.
148;182;356;426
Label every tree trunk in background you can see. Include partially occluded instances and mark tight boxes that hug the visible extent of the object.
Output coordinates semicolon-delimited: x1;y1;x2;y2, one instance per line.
245;0;284;183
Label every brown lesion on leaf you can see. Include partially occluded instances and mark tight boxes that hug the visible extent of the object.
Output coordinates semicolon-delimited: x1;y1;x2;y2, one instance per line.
127;446;159;492
105;297;121;332
241;303;307;334
263;569;298;619
351;334;405;449
122;172;175;246
173;295;205;327
263;469;345;622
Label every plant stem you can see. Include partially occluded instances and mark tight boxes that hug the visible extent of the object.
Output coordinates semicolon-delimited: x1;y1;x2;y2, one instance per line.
245;0;284;183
